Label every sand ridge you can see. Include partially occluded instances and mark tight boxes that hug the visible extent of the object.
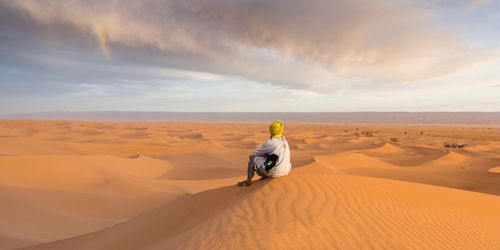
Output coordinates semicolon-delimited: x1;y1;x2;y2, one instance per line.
22;165;500;250
0;120;499;249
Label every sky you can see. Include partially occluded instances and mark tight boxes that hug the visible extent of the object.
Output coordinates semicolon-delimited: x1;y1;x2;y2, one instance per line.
0;0;499;114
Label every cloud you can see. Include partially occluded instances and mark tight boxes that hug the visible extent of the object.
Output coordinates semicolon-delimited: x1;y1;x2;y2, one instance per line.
468;0;492;6
0;0;495;89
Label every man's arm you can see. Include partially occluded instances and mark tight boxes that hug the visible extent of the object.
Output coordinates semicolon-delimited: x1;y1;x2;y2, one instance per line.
250;139;273;157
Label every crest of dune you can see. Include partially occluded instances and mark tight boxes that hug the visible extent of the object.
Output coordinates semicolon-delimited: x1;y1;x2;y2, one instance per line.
23;164;500;250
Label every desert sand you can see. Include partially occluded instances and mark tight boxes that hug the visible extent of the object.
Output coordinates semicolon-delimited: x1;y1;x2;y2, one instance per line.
0;120;499;249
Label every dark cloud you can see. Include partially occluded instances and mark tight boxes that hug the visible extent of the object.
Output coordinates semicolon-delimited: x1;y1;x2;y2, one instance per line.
0;0;494;92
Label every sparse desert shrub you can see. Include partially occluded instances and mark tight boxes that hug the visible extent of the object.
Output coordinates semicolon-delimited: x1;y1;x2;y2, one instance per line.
443;143;467;148
390;138;400;142
361;130;374;137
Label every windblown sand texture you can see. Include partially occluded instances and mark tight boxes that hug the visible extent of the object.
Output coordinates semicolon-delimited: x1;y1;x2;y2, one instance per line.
0;120;499;249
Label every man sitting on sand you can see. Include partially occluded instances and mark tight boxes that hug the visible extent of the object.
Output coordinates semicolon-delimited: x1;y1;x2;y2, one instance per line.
238;121;291;186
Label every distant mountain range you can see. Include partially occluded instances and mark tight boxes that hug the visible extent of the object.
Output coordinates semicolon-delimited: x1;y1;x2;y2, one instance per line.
2;111;500;125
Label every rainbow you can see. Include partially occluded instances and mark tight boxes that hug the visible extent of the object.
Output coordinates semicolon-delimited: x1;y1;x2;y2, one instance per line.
96;29;112;59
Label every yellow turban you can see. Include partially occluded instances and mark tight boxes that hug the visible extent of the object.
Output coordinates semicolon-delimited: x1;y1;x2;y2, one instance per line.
269;121;284;138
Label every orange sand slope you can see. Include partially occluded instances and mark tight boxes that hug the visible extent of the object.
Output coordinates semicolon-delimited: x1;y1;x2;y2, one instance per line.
0;120;499;249
23;166;500;250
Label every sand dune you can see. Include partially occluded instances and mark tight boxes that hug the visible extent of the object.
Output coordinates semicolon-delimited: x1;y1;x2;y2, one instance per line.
23;165;500;250
0;155;171;190
0;120;499;249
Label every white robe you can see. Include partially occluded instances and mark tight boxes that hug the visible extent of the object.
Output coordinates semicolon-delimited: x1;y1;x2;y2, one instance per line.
250;136;291;177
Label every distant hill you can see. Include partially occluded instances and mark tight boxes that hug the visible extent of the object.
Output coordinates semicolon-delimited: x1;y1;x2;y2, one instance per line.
2;111;500;125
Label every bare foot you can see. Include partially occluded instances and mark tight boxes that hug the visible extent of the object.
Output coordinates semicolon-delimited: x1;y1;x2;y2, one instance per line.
237;180;253;186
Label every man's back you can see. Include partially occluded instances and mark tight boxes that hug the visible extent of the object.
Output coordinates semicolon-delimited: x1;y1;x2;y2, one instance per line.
252;137;291;177
238;121;290;186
